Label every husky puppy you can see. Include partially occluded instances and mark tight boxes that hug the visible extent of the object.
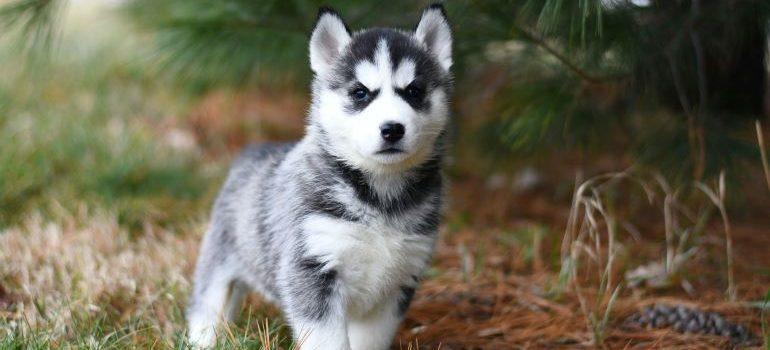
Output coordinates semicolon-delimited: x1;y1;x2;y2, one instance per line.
187;4;452;349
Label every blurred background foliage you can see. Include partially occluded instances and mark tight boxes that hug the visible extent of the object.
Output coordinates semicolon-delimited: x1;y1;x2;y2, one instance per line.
1;0;769;228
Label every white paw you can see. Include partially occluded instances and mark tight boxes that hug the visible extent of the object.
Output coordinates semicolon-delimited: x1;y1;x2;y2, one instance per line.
188;323;216;349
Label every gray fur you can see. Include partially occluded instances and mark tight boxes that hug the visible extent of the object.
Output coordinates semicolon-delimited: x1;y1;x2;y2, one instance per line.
187;5;452;350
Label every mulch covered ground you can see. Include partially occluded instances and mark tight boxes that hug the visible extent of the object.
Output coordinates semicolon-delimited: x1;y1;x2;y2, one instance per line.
393;178;769;349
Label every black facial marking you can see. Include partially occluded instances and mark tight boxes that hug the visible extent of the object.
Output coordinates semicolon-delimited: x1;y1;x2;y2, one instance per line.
398;285;417;314
395;80;430;111
328;28;452;111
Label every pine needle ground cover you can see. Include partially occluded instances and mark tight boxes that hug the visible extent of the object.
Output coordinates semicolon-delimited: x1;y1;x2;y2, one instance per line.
1;1;769;349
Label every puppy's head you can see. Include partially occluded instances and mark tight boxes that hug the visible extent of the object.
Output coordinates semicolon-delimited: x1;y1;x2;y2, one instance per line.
309;5;452;174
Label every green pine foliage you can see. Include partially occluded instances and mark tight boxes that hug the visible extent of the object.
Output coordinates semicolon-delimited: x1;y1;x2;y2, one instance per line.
453;0;769;182
0;0;65;57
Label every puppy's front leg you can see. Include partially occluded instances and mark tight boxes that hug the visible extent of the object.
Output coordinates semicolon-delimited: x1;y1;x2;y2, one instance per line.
292;316;349;350
283;256;350;350
347;294;404;350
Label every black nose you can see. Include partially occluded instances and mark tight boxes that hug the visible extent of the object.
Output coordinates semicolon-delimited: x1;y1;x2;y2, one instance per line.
380;122;405;143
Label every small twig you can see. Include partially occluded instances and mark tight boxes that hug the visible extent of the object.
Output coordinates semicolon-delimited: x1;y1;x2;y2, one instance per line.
513;24;618;84
663;191;675;273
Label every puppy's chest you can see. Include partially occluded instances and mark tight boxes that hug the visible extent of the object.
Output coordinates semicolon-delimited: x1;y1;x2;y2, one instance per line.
301;214;433;311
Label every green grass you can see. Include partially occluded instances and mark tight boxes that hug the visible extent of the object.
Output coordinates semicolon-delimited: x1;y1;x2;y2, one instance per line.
1;305;294;349
0;105;216;230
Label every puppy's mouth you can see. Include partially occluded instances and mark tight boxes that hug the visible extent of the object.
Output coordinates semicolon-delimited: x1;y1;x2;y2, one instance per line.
376;147;405;155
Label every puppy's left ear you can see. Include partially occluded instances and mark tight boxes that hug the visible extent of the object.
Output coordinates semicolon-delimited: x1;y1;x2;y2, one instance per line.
310;7;352;76
414;4;452;71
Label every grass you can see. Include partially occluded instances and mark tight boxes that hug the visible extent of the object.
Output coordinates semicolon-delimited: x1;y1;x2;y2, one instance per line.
558;170;746;346
0;212;295;349
0;104;216;230
1;212;193;348
695;171;736;300
560;172;632;347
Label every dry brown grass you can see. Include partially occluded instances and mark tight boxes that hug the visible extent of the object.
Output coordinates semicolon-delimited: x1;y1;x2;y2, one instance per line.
757;120;770;192
0;207;199;345
695;172;736;301
560;172;631;347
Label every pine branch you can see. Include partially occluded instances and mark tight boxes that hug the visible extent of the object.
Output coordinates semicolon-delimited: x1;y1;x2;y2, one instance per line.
0;0;67;57
513;24;620;84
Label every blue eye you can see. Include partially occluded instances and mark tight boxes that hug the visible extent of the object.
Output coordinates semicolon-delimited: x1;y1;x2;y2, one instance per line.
351;87;369;101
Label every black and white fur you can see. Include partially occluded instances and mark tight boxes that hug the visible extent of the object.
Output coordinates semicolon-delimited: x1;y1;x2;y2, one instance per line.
187;5;452;349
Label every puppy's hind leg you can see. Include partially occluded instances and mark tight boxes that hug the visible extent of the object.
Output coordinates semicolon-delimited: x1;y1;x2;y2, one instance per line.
224;280;249;322
187;226;239;348
187;269;234;347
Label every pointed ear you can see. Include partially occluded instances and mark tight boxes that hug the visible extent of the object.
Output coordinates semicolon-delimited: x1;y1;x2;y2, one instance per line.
309;7;352;75
414;4;452;71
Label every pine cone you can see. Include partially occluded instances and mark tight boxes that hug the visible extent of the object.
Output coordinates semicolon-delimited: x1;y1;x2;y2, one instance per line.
624;304;756;346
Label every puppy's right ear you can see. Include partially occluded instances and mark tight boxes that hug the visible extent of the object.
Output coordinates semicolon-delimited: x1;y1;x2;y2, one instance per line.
309;7;351;76
414;4;452;71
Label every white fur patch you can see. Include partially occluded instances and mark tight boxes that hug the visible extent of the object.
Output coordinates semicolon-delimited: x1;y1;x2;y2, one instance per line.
187;270;234;348
302;215;432;315
393;59;416;88
373;39;392;84
355;61;380;90
293;318;350;350
352;39;393;91
347;299;402;350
